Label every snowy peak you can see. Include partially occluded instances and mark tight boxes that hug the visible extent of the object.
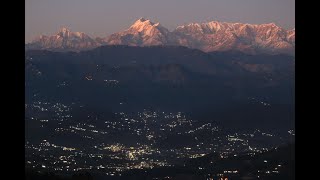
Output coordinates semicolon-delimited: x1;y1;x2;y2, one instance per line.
106;18;172;46
130;19;153;32
133;17;153;24
137;17;147;22
26;27;101;51
56;27;87;38
175;21;282;34
60;27;70;32
173;20;294;55
59;27;71;35
129;18;165;33
26;19;294;55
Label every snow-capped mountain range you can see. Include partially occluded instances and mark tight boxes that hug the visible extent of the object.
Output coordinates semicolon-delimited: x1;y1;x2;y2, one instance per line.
26;18;295;55
26;27;100;51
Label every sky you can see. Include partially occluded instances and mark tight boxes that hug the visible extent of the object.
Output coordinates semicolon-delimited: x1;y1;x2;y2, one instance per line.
25;0;295;43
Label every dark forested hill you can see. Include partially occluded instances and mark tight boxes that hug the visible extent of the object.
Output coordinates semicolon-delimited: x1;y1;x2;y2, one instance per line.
25;45;294;130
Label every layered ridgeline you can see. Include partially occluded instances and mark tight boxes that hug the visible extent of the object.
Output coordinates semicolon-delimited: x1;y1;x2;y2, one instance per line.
25;46;294;130
26;18;295;55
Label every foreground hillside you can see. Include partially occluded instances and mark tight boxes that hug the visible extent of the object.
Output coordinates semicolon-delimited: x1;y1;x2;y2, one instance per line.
25;45;294;130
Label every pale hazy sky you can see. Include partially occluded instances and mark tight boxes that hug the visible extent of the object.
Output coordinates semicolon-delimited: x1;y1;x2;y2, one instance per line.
25;0;295;42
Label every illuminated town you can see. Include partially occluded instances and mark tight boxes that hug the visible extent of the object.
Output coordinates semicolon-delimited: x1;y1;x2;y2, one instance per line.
25;101;294;179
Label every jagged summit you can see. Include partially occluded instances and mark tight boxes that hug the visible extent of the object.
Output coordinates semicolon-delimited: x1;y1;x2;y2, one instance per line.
138;17;147;21
105;18;171;46
56;27;87;38
26;19;295;55
26;27;100;51
59;27;70;33
173;20;294;55
130;18;164;28
128;18;165;33
57;27;72;37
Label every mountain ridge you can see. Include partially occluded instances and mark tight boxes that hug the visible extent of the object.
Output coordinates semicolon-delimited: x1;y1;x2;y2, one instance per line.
26;18;295;55
25;45;294;128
